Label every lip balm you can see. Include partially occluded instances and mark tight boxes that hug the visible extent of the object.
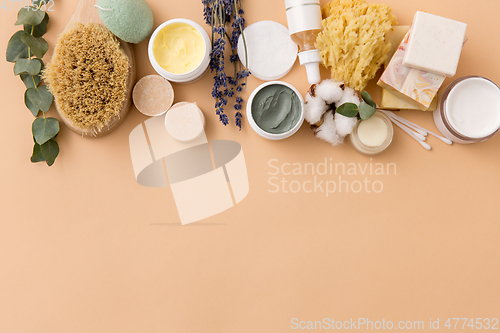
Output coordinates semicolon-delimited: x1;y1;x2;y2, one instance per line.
349;111;394;155
358;116;389;147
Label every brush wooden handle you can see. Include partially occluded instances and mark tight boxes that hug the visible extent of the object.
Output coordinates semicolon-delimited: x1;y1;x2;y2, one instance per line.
66;0;102;29
55;0;136;137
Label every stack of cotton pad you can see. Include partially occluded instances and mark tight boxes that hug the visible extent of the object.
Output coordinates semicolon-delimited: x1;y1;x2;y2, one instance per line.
237;21;298;81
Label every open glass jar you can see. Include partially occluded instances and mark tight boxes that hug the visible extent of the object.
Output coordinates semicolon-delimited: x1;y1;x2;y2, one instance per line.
349;111;394;155
433;76;500;144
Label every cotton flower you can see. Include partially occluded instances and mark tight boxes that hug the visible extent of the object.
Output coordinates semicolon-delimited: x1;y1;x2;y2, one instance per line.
314;79;344;104
304;79;360;146
337;86;360;107
315;111;343;146
304;93;328;124
335;113;358;137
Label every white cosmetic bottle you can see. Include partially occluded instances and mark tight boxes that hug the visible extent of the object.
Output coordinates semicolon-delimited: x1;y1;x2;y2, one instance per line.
284;0;323;85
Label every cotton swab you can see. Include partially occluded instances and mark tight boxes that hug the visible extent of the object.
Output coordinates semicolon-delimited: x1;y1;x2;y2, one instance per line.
381;110;428;136
382;110;453;145
386;115;431;150
388;116;427;141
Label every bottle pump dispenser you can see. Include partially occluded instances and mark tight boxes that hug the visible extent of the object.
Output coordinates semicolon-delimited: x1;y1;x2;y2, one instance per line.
284;0;323;84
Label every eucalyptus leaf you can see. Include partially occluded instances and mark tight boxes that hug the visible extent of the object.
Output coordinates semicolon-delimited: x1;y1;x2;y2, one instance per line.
335;102;359;118
33;117;59;145
31;142;45;163
40;139;59;166
361;91;377;108
26;85;53;113
24;90;40;116
20;34;48;59
14;58;42;76
24;12;49;38
15;7;45;26
14;58;29;75
20;73;41;89
6;31;29;63
359;101;376;120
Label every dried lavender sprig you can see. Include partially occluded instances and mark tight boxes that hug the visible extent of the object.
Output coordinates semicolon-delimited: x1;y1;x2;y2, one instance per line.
202;0;250;130
231;0;248;129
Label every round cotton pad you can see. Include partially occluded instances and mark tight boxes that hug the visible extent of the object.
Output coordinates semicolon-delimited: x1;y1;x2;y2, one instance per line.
133;75;174;117
165;102;205;142
237;21;298;81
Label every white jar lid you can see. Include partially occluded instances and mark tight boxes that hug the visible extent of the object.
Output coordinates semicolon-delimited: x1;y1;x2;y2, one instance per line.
237;21;298;81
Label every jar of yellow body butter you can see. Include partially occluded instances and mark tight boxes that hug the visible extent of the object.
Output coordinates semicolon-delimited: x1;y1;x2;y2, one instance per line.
148;19;211;83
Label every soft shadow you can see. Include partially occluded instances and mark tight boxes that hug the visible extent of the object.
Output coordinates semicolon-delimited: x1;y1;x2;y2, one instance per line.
150;223;226;227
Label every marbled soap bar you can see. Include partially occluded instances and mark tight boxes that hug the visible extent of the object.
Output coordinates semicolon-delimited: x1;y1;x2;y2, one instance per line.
403;11;467;77
378;28;444;111
380;88;437;111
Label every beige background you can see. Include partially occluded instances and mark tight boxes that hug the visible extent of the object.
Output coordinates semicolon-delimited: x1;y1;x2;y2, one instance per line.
1;0;499;332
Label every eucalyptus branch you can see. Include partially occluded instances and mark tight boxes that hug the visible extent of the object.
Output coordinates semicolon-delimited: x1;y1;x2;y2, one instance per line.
6;0;59;165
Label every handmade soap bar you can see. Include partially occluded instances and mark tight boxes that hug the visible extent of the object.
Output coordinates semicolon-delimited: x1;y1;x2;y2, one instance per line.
384;25;410;66
132;75;174;117
378;28;445;111
403;11;467;77
380;88;437;111
165;102;205;142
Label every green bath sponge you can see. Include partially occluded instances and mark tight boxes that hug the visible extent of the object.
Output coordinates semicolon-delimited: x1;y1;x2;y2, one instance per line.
97;0;154;44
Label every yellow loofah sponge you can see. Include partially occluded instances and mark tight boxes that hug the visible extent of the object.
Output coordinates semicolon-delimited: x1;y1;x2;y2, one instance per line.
43;22;129;133
316;0;397;91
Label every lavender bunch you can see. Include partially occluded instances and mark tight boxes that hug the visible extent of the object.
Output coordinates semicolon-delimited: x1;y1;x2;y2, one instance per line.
202;0;250;130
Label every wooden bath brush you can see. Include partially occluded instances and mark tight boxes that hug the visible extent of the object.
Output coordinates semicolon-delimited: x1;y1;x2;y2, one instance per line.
44;0;136;137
